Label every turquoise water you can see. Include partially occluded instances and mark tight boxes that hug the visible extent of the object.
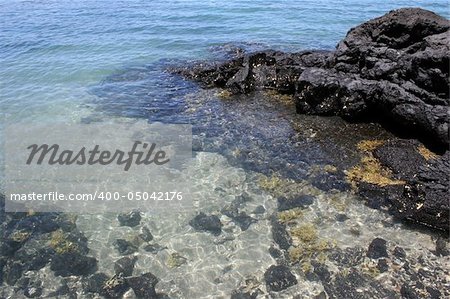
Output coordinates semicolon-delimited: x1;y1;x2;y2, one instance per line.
0;0;448;123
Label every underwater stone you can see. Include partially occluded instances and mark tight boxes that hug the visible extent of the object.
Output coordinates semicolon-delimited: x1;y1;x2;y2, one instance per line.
83;272;109;294
139;226;153;242
230;290;258;299
377;259;389;273
311;172;350;192
117;211;141;227
3;260;24;285
268;246;282;259
314;291;327;299
264;265;297;292
435;237;449;256
221;201;257;231
126;272;159;298
114;256;137;277
322;270;397;298
24;286;43;298
400;283;423;299
277;195;314;211
312;263;331;283
102;273;129;299
329;247;366;267
233;212;257;231
13;234;54;273
189;212;222;236
113;239;138;255
367;238;389;259
252;205;266;214
335;214;350;222
143;243;167;254
50;252;97;277
270;216;292;250
393;246;407;260
17;277;43;298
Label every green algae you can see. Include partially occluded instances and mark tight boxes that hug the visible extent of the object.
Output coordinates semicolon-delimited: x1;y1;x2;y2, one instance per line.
346;140;405;188
291;224;318;243
10;230;31;243
167;252;187;268
50;229;78;254
278;208;304;224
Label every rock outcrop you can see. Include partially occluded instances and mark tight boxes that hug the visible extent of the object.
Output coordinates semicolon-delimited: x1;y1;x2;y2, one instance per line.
173;8;450;232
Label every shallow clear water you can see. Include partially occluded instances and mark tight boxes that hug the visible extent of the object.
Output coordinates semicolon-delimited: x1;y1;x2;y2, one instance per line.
0;1;449;298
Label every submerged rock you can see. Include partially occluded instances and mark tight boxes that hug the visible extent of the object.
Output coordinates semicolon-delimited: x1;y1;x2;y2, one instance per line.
367;238;389;259
435;237;449;256
189;212;223;236
264;265;297;292
138;226;154;242
270;215;292;250
222;203;257;231
113;239;138;255
114;256;137;277
126;272;159;298
117;211;141;227
277;195;314;211
50;252;97;277
83;272;109;294
102;273;129;299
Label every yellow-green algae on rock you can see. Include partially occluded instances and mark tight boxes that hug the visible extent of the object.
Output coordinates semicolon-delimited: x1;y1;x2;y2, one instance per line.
346;140;405;188
50;229;79;254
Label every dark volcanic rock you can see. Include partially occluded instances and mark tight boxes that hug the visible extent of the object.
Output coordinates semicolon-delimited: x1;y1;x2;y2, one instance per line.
367;238;389;259
114;255;137;277
102;273;129;299
50;252;97;277
174;8;449;150
139;226;154;242
117;211;141;227
322;269;397;299
126;272;159;298
174;8;450;233
399;150;450;231
230;290;258;299
357;139;449;232
277;195;315;211
329;247;366;267
435;237;449;256
270;215;292;250
113;239;138;255
84;272;109;294
143;243;167;254
189;212;223;236
221;203;257;231
264;265;297;292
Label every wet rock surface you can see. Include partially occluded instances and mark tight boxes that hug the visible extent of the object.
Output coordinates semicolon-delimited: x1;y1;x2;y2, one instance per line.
189;212;223;236
117;211;142;227
264;265;297;292
356;139;450;232
173;8;450;233
366;238;389;259
126;272;159;298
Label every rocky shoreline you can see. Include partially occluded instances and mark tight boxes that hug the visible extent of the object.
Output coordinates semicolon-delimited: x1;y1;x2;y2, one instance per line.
173;8;450;233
